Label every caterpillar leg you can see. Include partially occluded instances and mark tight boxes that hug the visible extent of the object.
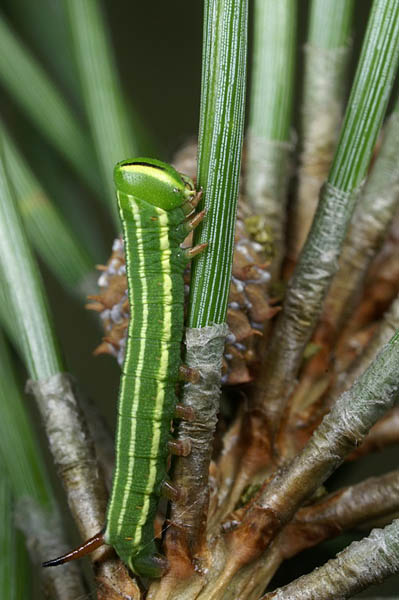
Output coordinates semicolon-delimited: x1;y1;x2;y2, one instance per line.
185;209;206;232
175;403;196;421
161;480;188;503
168;438;191;457
184;243;208;259
178;364;200;383
190;188;203;208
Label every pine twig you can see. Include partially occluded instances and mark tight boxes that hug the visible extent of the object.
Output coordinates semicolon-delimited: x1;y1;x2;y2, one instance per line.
66;0;141;225
347;406;399;460
26;374;141;600
0;328;87;599
17;498;88;600
152;0;248;590
79;394;115;491
315;103;399;355
225;329;399;574
281;470;399;559
198;470;399;600
289;0;355;266
262;519;399;600
26;375;109;558
285;108;399;432
245;0;296;281
225;1;399;511
148;331;399;600
255;0;399;438
0;15;101;196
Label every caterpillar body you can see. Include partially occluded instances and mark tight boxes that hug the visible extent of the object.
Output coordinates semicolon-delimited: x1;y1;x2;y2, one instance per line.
43;158;205;577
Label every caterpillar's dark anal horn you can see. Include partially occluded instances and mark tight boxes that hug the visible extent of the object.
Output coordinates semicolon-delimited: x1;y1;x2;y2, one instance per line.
42;530;105;567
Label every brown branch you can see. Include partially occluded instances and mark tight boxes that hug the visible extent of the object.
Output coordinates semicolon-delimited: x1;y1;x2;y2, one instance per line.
340;208;399;343
347;406;399;460
222;331;399;577
262;518;399;600
281;470;399;559
283;115;399;418
191;471;399;600
148;472;399;600
328;292;399;405
221;181;363;517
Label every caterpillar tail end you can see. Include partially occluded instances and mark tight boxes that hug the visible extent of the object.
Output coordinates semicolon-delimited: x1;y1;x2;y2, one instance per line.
42;530;105;567
42;556;67;568
131;551;169;579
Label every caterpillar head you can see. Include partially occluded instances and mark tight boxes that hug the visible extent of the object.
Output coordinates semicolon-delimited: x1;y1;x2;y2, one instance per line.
114;157;196;213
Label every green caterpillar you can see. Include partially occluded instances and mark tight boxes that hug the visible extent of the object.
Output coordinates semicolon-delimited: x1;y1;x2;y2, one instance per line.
43;158;205;577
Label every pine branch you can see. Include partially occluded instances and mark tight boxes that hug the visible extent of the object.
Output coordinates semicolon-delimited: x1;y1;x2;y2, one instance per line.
219;0;399;520
255;0;399;437
347;406;399;459
281;470;399;559
245;0;296;281
79;394;115;491
316;103;399;354
198;471;399;600
226;329;399;573
289;0;355;265
262;519;399;600
148;330;399;600
218;3;399;514
26;375;108;557
285;111;399;433
0;328;87;598
17;498;88;600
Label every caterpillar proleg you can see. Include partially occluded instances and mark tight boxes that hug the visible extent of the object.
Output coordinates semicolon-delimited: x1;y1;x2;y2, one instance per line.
43;158;205;577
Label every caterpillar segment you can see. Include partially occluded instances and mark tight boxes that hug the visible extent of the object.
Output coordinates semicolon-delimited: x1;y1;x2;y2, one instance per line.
43;158;205;578
106;159;205;577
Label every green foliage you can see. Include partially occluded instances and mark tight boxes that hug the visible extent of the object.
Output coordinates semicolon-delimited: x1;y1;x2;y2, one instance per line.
189;0;248;327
